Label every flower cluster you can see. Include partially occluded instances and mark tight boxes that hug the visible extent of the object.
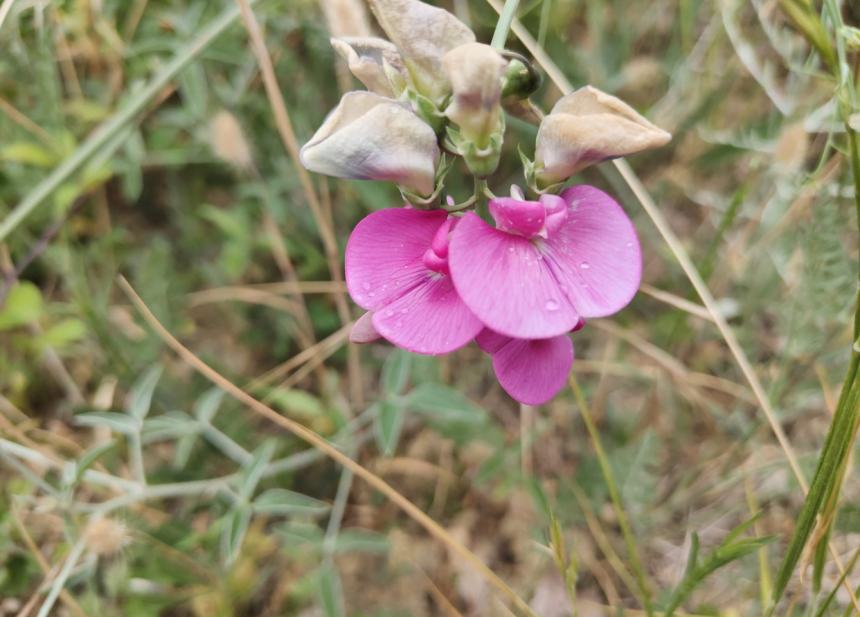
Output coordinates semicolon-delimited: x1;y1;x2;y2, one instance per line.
300;0;670;405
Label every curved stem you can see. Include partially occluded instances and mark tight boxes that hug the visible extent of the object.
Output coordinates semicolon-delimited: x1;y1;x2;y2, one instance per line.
118;276;538;617
490;0;520;50
570;376;655;616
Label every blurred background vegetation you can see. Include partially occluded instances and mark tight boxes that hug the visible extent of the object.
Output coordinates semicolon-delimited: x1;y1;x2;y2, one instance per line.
1;0;859;615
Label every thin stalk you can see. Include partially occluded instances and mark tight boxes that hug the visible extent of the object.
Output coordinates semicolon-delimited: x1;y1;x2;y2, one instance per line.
484;3;859;606
323;466;354;556
491;0;520;49
815;546;860;617
202;424;253;465
537;0;552;49
569;376;654;616
0;1;256;241
233;0;362;409
119;276;539;617
36;538;87;617
128;431;146;486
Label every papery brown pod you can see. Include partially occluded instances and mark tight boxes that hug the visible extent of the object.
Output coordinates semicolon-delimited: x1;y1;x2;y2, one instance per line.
535;85;671;186
367;0;474;103
300;91;440;196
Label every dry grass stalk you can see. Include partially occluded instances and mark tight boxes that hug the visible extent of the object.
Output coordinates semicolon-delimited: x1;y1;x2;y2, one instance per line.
118;275;538;617
233;0;362;408
483;0;859;606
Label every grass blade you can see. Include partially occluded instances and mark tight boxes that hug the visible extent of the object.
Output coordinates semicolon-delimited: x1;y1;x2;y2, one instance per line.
0;1;256;241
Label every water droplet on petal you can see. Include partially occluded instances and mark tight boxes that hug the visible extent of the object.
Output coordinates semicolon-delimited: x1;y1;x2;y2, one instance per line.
508;246;515;253
385;309;394;317
362;282;371;291
545;299;559;311
625;241;634;248
580;261;591;270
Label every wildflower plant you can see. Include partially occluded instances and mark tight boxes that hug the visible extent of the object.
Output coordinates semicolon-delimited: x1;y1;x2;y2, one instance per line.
301;0;671;404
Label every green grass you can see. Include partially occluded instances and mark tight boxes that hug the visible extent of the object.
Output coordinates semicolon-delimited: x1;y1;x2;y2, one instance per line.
1;0;859;616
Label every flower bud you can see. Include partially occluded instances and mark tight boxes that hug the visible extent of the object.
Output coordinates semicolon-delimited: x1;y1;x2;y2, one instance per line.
535;85;671;186
442;43;506;146
368;0;474;103
330;37;408;98
500;55;541;100
350;311;381;343
300;91;440;196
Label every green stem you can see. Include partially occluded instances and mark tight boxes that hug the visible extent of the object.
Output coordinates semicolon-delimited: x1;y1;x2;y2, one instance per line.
0;1;255;241
570;376;655;617
490;0;520;49
36;538;87;617
846;105;860;344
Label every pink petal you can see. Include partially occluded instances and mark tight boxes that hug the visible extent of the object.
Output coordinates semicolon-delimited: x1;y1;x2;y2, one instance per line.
489;333;574;405
350;311;382;343
346;208;449;311
545;185;641;318
474;328;509;354
372;274;482;354
449;213;581;339
489;197;545;238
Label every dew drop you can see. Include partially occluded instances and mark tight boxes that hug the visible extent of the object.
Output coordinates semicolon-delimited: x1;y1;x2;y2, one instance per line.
508;246;515;253
625;241;634;248
362;282;371;291
545;299;560;311
580;261;591;270
385;309;394;317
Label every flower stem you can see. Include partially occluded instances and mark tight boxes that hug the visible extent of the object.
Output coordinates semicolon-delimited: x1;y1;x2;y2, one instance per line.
569;376;654;617
490;0;520;50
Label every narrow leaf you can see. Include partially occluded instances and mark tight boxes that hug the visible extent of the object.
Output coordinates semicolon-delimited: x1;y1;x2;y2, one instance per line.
127;366;163;420
239;441;276;501
374;400;405;456
253;489;330;516
193;388;225;424
318;562;345;617
75;412;140;435
381;349;412;395
404;383;486;424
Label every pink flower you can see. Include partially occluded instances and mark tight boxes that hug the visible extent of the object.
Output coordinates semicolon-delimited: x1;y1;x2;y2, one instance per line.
448;185;642;340
345;208;483;355
475;320;583;406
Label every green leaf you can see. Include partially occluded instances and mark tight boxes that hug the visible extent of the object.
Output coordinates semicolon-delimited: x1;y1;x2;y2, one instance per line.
173;433;197;470
142;411;199;441
239;441;276;501
769;376;860;613
75;412;140;435
839;25;860;50
276;521;324;547
404;383;486;424
665;515;774;616
74;441;117;484
265;388;326;420
333;529;390;554
38;318;87;349
318;562;345;617
193;388;225;424
1;142;58;167
220;506;252;566
0;282;43;330
381;349;412;395
252;489;330;516
127;366;163;420
374;400;405;456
